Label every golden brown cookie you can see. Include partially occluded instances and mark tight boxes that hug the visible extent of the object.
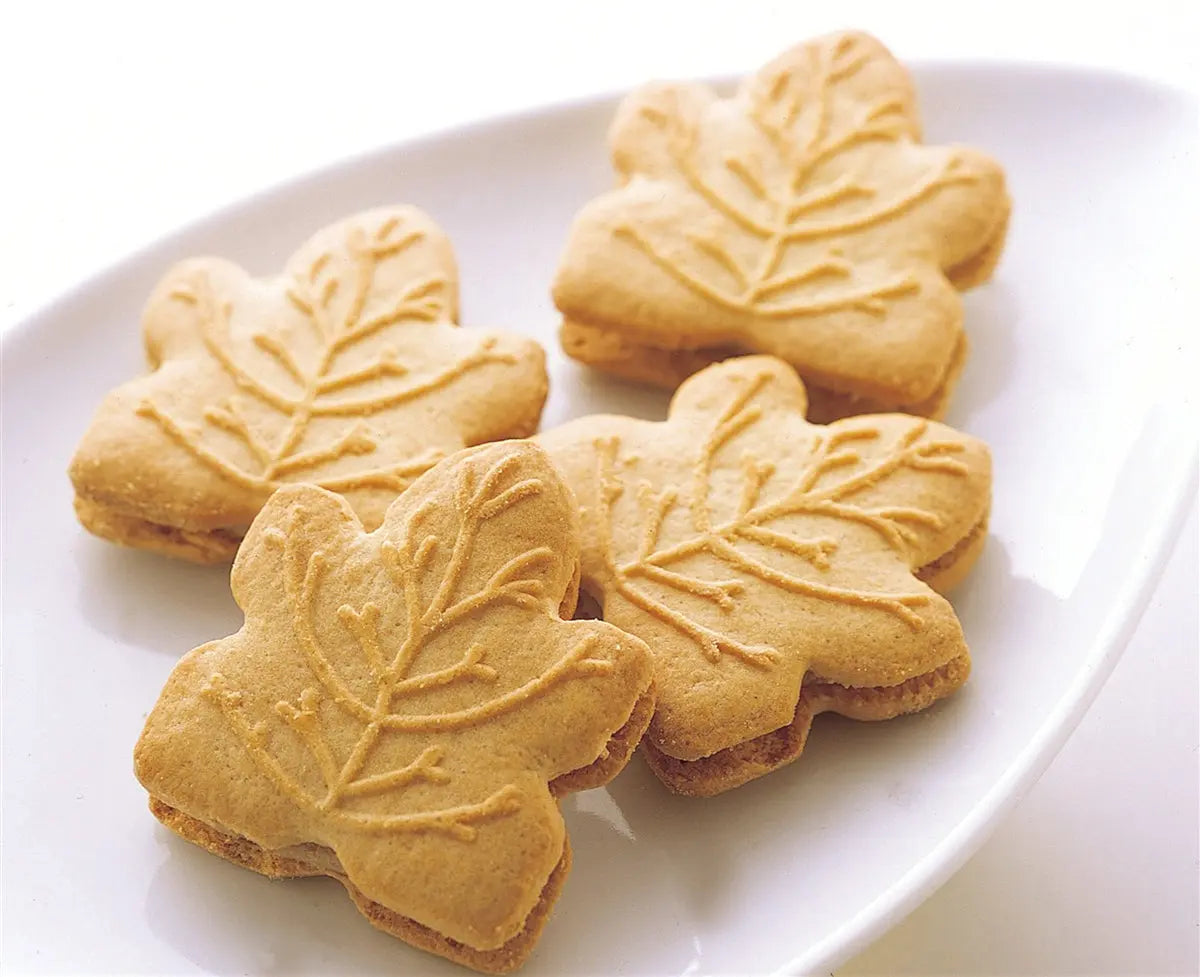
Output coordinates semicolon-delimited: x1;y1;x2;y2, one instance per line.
538;356;990;795
134;441;655;972
70;206;548;564
553;31;1009;418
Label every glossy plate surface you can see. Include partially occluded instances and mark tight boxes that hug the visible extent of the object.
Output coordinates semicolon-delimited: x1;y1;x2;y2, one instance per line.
1;63;1194;976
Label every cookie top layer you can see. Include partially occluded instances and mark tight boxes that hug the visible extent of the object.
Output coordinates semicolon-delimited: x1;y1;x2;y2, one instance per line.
538;356;991;761
553;31;1008;405
70;206;547;544
134;441;653;950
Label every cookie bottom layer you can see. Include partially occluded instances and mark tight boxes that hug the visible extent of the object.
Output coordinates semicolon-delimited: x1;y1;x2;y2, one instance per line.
144;685;654;972
550;684;656;795
74;496;243;564
149;798;570;974
559;320;967;424
643;654;971;796
916;509;990;594
945;193;1012;291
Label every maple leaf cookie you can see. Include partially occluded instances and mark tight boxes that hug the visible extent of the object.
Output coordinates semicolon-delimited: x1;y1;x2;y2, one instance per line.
69;206;548;564
538;356;990;796
134;441;655;973
553;31;1009;422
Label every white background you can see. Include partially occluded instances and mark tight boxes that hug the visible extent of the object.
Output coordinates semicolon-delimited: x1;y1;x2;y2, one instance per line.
1;3;1196;975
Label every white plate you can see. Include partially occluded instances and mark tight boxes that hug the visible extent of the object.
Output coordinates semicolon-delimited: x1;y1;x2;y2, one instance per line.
1;62;1195;977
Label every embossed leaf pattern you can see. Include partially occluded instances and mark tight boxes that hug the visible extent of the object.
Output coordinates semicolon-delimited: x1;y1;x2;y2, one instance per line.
211;448;626;835
135;443;651;946
592;376;966;664
540;357;990;758
611;33;984;322
136;209;535;511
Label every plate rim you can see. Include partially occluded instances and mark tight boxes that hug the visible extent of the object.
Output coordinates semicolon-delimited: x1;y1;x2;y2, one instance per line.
785;463;1199;975
1;56;1195;353
2;57;1196;977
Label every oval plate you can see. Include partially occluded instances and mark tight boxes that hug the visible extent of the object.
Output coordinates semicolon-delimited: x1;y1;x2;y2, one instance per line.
1;63;1195;976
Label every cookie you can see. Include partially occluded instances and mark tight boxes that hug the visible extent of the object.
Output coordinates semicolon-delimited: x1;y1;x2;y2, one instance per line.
134;441;655;972
553;31;1009;419
70;206;548;563
538;356;990;795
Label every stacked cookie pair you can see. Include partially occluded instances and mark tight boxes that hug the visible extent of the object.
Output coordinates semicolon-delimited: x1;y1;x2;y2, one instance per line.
69;32;1005;974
